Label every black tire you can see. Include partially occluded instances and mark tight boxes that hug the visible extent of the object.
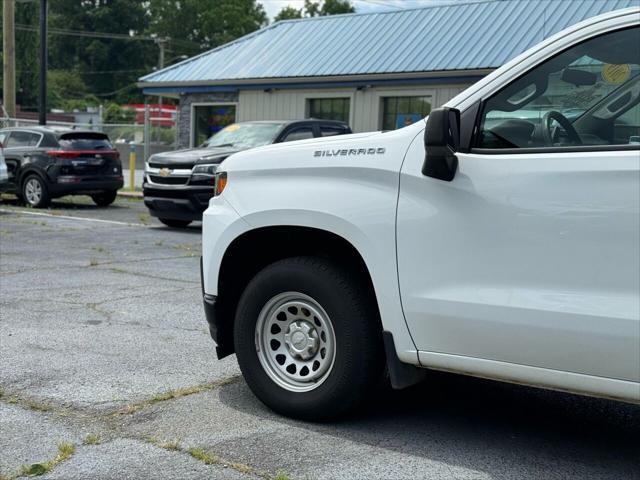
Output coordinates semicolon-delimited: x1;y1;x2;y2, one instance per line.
158;218;192;228
91;190;118;207
22;174;50;208
234;256;384;421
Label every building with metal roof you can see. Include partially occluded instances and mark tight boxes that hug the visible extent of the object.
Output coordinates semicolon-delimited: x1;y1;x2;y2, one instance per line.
138;0;639;147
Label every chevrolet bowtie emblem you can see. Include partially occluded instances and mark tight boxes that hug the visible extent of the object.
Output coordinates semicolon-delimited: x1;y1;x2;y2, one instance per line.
159;168;171;177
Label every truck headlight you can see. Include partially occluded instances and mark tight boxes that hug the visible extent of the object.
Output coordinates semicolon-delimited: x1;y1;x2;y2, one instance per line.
192;164;218;175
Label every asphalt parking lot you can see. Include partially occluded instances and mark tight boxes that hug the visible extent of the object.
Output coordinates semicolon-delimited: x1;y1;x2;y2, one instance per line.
1;195;639;480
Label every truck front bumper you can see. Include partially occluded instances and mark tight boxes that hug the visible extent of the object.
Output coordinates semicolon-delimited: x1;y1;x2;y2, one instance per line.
143;182;214;222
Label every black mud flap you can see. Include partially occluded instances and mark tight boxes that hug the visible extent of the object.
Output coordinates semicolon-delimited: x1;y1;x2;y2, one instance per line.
382;331;427;390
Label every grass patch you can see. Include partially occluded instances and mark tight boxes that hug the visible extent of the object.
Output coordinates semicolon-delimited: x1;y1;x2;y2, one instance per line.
88;258;99;267
115;376;239;416
186;446;253;475
159;439;181;451
15;398;52;413
187;447;220;465
83;434;101;445
138;213;150;225
273;470;292;480
154;240;164;246
20;442;75;477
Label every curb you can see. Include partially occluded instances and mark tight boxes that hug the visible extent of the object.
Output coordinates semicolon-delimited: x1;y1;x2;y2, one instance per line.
117;190;143;198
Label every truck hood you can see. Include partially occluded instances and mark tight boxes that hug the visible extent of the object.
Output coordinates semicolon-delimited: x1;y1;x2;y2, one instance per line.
219;121;426;174
148;146;240;167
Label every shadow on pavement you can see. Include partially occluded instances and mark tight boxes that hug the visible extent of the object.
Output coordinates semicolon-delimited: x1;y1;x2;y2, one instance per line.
218;369;640;478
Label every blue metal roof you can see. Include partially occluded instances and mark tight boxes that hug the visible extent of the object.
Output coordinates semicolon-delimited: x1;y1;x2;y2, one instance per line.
139;0;640;87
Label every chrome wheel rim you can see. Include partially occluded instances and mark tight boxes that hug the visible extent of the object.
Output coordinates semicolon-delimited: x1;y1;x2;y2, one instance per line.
255;292;336;392
25;178;42;205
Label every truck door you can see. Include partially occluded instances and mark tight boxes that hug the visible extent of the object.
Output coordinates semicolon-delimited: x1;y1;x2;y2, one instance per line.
396;26;640;384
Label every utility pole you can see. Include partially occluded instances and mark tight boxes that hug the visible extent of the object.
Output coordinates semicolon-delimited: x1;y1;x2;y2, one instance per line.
155;37;168;127
3;0;16;118
38;0;48;125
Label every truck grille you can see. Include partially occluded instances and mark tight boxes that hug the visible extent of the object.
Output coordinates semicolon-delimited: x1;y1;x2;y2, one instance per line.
148;174;190;185
148;161;195;170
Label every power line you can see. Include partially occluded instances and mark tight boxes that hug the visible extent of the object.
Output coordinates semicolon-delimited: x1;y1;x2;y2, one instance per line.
355;0;406;9
15;24;201;50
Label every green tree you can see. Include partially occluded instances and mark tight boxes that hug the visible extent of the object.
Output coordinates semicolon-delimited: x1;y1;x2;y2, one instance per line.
47;70;99;111
319;0;355;15
47;0;155;105
103;103;136;124
148;0;268;51
274;6;303;22
275;0;354;21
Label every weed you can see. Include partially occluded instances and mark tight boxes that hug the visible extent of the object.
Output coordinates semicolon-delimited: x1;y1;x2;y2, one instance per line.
23;399;51;413
273;470;291;480
19;442;75;477
138;213;150;225
115;376;239;416
83;434;101;445
185;445;253;475
159;439;181;451
187;447;220;465
89;258;98;267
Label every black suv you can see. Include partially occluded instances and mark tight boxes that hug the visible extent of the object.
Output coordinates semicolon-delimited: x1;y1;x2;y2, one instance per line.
0;126;123;208
143;119;351;228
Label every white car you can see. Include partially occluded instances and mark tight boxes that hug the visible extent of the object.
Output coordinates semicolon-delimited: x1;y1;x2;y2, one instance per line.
0;143;9;192
201;8;640;420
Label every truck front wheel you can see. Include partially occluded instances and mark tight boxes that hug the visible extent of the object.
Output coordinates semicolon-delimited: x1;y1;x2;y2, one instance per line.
234;256;384;420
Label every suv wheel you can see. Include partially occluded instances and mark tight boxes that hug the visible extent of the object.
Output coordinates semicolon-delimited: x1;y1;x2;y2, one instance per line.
234;256;384;420
91;190;118;207
158;218;192;228
22;175;50;208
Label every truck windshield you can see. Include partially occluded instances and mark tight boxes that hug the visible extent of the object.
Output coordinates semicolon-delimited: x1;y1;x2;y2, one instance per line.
204;123;284;149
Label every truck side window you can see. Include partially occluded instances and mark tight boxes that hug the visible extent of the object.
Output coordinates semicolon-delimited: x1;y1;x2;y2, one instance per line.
477;27;640;150
283;127;314;142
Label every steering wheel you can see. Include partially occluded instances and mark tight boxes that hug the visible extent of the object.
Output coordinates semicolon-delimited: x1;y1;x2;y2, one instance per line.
541;110;582;146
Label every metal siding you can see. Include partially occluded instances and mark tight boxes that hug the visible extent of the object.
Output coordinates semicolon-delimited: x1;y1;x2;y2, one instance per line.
236;84;471;133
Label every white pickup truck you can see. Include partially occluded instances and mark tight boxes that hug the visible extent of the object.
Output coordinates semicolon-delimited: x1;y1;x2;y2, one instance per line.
201;8;640;420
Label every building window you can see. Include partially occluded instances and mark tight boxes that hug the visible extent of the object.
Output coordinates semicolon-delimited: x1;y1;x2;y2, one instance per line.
308;98;350;124
382;96;432;130
192;104;236;146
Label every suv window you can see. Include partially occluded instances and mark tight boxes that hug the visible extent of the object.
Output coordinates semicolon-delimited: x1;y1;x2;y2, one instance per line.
58;134;113;151
283;127;314;142
6;131;41;148
477;27;640;150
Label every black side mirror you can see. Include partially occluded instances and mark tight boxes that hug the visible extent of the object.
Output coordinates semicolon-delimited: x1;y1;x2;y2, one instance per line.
422;107;460;182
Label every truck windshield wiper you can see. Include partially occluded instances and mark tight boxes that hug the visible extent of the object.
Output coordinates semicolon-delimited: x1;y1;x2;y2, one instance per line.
208;143;234;148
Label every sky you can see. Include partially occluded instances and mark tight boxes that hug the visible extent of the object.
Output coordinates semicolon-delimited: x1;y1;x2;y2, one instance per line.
259;0;459;20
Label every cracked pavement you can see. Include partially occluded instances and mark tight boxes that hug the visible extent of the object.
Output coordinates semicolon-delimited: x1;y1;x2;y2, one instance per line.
1;196;639;480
